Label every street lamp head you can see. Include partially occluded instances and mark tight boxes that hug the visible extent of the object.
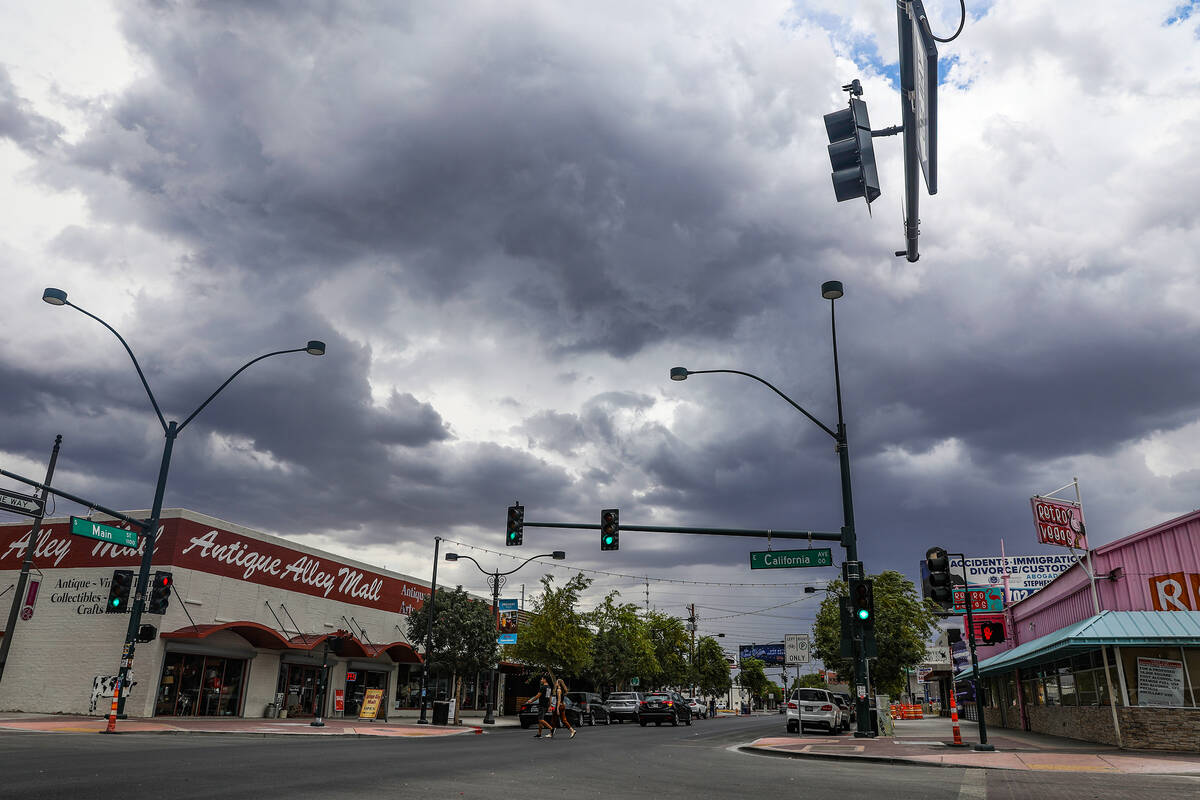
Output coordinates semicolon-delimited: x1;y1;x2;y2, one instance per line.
669;367;689;381
804;586;816;593
42;287;68;306
305;340;326;356
444;553;458;561
820;280;844;300
551;551;566;560
717;633;726;638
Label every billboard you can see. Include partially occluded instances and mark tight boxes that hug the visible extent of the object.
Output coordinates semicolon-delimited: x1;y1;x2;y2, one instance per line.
1030;496;1088;549
948;554;1076;603
739;643;786;666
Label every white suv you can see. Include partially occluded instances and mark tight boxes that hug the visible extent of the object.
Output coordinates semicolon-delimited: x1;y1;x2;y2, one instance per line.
785;688;843;734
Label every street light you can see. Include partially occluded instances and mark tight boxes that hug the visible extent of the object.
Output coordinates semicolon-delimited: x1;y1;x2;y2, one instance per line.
670;279;874;737
42;287;324;729
443;549;566;724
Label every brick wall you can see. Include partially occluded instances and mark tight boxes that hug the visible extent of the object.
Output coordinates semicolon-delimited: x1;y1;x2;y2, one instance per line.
984;702;1200;752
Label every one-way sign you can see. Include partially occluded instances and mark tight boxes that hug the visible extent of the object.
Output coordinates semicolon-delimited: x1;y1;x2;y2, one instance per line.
0;488;44;518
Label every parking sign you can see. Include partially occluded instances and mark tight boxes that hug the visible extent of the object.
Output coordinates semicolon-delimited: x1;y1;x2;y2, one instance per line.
784;634;810;665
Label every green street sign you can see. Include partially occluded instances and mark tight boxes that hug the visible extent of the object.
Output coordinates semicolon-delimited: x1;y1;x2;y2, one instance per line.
630;677;640;686
750;548;833;570
70;516;139;549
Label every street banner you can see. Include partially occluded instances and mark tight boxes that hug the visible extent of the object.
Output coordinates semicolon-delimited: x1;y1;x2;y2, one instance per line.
359;688;384;719
739;643;786;666
952;586;1004;612
1137;658;1185;707
19;578;40;621
784;634;810;665
947;554;1075;603
498;598;518;644
334;689;345;712
1030;496;1088;549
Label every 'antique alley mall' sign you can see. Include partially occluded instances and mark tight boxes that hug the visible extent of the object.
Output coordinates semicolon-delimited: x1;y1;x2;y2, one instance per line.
69;516;138;549
750;549;833;569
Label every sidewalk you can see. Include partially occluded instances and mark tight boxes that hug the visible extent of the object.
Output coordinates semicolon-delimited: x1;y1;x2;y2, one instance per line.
0;710;522;738
742;715;1200;775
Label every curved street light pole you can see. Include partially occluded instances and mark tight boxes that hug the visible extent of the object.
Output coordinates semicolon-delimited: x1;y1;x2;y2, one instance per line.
445;550;565;724
42;288;325;726
669;280;872;735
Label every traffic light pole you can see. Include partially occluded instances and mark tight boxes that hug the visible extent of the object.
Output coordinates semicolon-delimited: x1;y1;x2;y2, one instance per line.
947;552;992;751
417;536;441;724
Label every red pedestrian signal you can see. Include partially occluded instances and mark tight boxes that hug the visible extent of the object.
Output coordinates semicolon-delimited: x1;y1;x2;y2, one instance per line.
978;620;1005;644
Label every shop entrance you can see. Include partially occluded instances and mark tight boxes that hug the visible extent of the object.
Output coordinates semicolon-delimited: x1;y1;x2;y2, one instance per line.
279;663;322;718
155;653;247;717
345;668;389;719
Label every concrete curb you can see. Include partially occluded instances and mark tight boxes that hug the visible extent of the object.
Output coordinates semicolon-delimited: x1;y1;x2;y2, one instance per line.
738;744;953;770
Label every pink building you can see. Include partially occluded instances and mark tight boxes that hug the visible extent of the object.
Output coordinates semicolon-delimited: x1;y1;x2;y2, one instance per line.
968;509;1200;751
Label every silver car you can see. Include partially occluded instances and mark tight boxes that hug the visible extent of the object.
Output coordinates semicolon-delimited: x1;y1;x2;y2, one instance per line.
606;691;642;723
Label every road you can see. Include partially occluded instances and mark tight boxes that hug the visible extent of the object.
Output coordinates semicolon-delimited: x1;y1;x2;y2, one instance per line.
1;714;1196;799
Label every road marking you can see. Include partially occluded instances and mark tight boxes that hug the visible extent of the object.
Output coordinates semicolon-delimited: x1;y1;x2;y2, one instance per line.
958;769;986;800
1025;764;1115;772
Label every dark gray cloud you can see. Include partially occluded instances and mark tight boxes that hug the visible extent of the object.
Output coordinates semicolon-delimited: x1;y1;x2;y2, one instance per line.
0;66;63;154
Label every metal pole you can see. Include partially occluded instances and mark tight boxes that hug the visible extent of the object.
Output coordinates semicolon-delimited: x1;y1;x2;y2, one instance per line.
108;422;175;728
896;0;920;262
956;556;993;751
1076;478;1122;748
418;536;441;724
0;435;62;686
484;572;500;725
311;638;330;727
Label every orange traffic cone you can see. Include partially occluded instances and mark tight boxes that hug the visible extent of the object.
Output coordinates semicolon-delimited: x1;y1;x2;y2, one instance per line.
949;691;964;746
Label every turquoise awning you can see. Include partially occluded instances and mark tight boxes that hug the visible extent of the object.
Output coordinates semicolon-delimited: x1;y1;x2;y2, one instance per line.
958;611;1200;679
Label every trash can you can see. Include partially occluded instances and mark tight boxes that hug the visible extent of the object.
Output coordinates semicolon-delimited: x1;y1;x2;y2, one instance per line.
432;700;450;726
264;703;278;719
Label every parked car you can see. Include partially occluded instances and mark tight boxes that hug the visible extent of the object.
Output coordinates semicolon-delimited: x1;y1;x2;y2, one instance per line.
684;697;705;718
606;691;643;723
831;694;853;731
638;691;692;726
567;691;610;725
518;695;583;729
785;688;843;734
834;692;857;724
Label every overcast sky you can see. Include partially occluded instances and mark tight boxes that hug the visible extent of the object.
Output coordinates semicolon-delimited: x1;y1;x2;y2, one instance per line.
2;1;1198;663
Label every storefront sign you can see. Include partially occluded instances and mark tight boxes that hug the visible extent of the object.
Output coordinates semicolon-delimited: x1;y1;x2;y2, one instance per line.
947;555;1075;603
1148;572;1200;611
1137;657;1185;707
70;516;139;548
739;643;785;666
925;645;950;666
1030;496;1088;549
359;688;384;719
952;586;1004;612
334;689;345;712
345;671;357;682
750;549;833;569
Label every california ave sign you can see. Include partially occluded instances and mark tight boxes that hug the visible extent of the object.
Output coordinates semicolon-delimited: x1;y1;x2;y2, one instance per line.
0;488;44;518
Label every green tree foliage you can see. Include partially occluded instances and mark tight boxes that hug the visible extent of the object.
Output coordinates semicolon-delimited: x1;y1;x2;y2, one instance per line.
586;591;657;692
404;585;498;723
736;657;770;706
509;573;594;682
692;636;733;698
811;570;937;697
644;610;690;689
791;672;828;690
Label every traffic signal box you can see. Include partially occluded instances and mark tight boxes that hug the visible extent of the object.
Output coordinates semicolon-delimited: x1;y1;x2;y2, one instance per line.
824;95;881;205
850;578;875;629
506;504;524;546
107;569;134;613
978;620;1006;645
600;508;619;551
925;546;954;610
147;571;173;614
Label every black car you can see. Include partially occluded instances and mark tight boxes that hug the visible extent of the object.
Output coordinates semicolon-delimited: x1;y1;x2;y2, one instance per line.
831;694;853;732
518;695;582;729
834;692;857;724
637;691;692;726
567;691;610;725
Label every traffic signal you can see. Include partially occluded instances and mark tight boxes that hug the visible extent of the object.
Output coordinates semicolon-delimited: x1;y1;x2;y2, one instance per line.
823;90;881;206
600;508;619;551
147;571;173;614
107;569;134;613
849;578;874;627
978;620;1006;645
506;504;524;546
925;546;954;610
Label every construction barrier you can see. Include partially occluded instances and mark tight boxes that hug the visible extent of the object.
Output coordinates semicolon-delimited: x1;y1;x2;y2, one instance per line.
888;704;925;720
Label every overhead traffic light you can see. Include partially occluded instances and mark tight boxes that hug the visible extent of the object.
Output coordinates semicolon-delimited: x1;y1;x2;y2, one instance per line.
978;620;1006;645
506;504;524;546
925;546;954;610
147;571;173;614
107;569;134;613
850;578;875;628
823;83;881;207
600;508;619;551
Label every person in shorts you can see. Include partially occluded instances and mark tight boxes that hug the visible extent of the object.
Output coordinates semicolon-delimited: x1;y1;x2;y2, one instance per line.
534;676;554;738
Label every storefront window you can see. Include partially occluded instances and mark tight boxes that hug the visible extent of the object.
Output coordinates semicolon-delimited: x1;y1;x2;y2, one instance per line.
1120;646;1196;708
1076;669;1098;706
156;652;247;717
1058;668;1077;706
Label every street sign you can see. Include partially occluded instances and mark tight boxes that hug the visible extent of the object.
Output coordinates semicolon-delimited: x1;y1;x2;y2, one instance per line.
69;516;138;548
0;487;44;517
784;633;811;665
630;677;640;687
952;586;1004;612
910;0;938;194
925;645;951;666
750;548;833;569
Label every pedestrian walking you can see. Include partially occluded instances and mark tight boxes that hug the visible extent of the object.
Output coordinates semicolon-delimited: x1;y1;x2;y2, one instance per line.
534;676;554;739
709;698;716;719
554;678;576;739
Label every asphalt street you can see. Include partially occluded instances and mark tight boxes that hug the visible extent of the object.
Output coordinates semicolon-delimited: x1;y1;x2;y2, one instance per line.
1;714;1197;800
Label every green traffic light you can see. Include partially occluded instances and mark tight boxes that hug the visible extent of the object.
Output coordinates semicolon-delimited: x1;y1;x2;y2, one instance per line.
604;535;613;545
857;609;869;620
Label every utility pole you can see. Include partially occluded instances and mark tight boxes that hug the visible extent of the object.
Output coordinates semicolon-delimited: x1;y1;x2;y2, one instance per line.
688;604;697;698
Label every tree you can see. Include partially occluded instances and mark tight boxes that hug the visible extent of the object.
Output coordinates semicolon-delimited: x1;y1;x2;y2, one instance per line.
791;672;828;690
692;636;733;699
811;570;937;697
404;585;497;724
644;610;690;689
586;591;657;692
509;573;593;683
736;657;769;707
